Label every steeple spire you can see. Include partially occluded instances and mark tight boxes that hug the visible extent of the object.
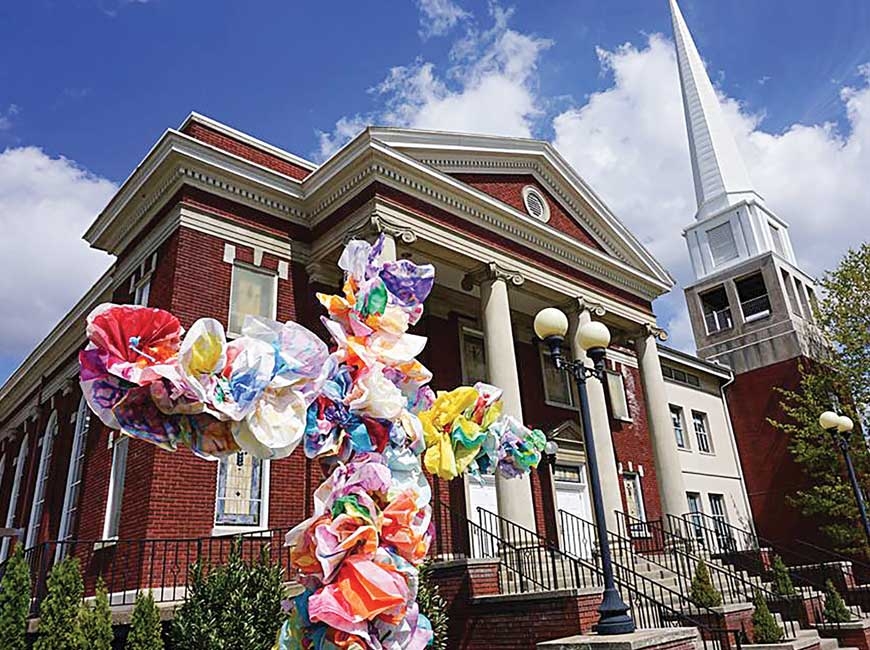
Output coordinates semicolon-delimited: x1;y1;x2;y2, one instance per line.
669;0;760;221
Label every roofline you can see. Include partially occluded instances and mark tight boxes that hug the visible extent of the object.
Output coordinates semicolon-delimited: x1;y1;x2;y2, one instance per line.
179;112;318;171
657;343;733;380
369;127;675;288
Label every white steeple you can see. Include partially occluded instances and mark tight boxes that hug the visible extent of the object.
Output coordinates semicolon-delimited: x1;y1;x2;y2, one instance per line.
669;0;761;221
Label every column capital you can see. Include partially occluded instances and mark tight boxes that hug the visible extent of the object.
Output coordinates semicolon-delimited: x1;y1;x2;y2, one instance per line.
638;322;669;342
561;295;607;317
344;212;417;246
306;260;342;288
461;262;525;291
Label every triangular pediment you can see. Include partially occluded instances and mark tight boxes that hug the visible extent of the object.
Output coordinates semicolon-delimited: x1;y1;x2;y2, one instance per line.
368;128;674;293
548;420;584;447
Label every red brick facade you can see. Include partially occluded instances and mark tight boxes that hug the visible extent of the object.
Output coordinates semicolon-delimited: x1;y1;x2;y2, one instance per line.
725;357;813;547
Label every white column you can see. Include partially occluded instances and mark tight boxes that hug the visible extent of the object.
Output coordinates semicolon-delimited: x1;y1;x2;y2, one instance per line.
468;263;537;532
379;232;397;262
635;327;688;521
569;306;622;532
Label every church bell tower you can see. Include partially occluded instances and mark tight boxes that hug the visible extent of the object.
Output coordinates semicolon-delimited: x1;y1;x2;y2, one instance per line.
669;0;826;546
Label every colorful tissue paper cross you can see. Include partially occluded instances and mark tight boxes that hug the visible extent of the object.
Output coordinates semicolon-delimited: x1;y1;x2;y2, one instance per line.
79;235;546;650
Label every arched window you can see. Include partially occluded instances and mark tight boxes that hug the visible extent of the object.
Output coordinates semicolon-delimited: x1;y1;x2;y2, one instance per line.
0;434;29;561
26;412;58;548
58;398;90;544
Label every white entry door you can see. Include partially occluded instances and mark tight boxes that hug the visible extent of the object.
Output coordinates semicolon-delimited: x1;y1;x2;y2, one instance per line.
554;464;594;559
467;474;498;557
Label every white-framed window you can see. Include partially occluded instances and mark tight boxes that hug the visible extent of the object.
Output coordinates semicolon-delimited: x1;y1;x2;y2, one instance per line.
103;434;129;540
459;327;487;385
670;405;688;449
228;263;278;335
686;491;705;542
1;434;29;561
540;346;576;409
58;398;91;545
214;451;269;532
26;412;59;548
662;365;701;388
521;185;551;222
707;221;739;266
606;370;631;421
692;410;712;453
129;252;157;307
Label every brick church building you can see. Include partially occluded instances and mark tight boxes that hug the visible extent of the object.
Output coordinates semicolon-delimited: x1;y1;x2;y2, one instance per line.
2;3;843;644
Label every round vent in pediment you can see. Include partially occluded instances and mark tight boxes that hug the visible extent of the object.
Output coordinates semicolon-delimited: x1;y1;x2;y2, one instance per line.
522;185;550;222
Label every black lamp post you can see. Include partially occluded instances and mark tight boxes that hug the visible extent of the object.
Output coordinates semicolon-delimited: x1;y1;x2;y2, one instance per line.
534;307;635;635
820;411;870;546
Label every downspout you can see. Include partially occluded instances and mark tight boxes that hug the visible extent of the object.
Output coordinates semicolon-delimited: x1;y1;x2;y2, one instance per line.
719;370;757;537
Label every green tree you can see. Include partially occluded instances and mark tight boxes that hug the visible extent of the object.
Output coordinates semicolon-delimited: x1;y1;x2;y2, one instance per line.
0;545;32;650
126;591;164;650
770;555;796;598
417;559;448;650
690;559;723;608
33;555;83;650
770;243;870;557
822;579;853;623
751;591;784;644
171;542;286;649
79;578;113;650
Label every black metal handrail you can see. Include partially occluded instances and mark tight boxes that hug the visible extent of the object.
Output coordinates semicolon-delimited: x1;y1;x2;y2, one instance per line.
679;512;867;623
481;507;744;650
434;501;562;594
11;527;292;616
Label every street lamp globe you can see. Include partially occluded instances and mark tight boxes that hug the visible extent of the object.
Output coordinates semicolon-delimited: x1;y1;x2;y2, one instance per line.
544;440;559;456
819;411;841;431
838;415;855;434
578;320;611;352
534;307;569;341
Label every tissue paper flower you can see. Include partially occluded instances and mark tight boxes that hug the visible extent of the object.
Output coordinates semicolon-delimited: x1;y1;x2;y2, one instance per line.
79;234;549;650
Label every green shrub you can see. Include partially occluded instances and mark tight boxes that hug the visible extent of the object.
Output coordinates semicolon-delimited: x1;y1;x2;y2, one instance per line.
33;555;83;650
823;579;852;623
126;591;164;650
690;559;723;608
418;559;448;650
171;541;286;649
0;545;32;650
752;591;784;644
79;578;113;650
771;555;797;597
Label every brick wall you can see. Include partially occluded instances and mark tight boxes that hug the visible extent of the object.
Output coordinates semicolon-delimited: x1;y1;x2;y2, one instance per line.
452;173;605;252
430;559;603;650
182;121;312;180
607;358;664;526
725;356;815;547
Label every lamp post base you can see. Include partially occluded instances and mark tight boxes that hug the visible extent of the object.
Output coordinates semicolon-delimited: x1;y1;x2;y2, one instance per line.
594;587;637;635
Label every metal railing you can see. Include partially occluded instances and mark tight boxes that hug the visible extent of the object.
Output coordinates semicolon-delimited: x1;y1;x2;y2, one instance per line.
704;308;733;334
683;512;869;620
740;295;771;321
481;508;745;650
604;511;801;639
12;528;291;616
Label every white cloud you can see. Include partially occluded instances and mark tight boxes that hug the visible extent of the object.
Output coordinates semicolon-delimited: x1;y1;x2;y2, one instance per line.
0;147;116;372
417;0;469;39
0;105;20;131
315;4;551;161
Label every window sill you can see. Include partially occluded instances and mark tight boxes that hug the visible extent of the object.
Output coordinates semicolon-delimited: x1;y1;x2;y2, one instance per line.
211;526;271;538
743;311;770;324
544;400;579;412
677;447;693;453
698;451;716;457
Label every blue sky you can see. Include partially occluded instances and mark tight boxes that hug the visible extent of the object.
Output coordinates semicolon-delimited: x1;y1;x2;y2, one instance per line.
2;0;870;383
